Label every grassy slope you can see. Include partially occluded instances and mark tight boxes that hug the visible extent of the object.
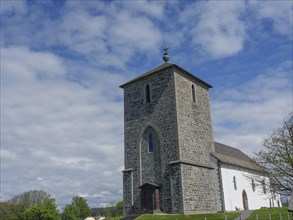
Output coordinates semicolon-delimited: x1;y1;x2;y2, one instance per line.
246;207;292;220
136;212;240;220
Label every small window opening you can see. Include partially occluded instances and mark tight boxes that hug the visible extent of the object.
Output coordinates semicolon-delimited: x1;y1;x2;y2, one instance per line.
192;85;196;102
262;179;266;194
146;84;150;103
148;132;154;153
233;176;237;190
252;179;256;192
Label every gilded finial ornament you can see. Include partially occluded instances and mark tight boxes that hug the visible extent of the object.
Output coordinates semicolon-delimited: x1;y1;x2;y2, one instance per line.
162;46;169;63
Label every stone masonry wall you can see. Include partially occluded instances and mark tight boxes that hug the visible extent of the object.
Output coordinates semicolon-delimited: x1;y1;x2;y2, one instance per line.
174;71;215;166
123;65;220;214
123;170;133;214
123;66;180;213
181;163;220;214
169;164;183;214
210;156;223;211
174;70;218;213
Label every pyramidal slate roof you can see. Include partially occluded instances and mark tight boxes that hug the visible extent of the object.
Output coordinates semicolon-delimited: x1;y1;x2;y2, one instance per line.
119;62;212;89
213;142;262;171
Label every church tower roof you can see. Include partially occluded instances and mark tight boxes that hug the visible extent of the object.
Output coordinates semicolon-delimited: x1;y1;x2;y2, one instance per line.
119;62;212;89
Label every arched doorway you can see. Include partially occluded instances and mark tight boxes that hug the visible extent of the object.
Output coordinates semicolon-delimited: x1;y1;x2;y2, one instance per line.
242;190;249;210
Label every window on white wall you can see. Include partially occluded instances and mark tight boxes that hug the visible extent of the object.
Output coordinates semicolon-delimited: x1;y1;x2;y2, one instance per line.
233;176;237;190
262;179;266;194
252;179;256;192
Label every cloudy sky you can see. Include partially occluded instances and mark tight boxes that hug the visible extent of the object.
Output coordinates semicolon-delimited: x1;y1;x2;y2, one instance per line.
1;0;292;208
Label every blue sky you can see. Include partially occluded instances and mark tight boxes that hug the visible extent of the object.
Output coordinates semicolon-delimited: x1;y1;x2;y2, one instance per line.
1;0;292;208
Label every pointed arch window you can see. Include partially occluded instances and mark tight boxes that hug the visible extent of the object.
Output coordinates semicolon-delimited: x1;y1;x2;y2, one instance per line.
192;85;196;102
233;176;237;190
146;84;150;103
148;132;154;153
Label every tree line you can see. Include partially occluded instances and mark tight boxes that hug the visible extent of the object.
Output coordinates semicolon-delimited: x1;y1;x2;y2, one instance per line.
89;200;123;217
0;189;123;220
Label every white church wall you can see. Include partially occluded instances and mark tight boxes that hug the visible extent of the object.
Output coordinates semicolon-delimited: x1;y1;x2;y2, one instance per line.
220;164;274;211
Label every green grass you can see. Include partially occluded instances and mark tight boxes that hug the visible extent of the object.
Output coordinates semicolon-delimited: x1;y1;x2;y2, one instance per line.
136;212;240;220
104;208;293;220
246;207;292;220
106;216;123;220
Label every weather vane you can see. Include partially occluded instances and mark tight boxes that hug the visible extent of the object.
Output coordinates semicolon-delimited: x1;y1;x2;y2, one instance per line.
162;46;169;63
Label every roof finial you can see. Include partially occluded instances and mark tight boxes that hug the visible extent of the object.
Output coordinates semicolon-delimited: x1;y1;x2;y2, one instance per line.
162;46;169;63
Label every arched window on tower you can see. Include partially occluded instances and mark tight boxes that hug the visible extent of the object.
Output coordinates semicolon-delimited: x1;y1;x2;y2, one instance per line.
146;84;150;103
148;132;154;153
233;176;237;190
192;85;196;102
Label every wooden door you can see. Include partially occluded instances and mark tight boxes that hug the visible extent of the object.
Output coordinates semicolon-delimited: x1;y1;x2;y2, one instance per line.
145;190;154;211
242;190;249;210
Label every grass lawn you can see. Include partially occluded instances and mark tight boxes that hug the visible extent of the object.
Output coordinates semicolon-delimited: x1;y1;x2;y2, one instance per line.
246;207;292;220
136;212;240;220
106;216;123;220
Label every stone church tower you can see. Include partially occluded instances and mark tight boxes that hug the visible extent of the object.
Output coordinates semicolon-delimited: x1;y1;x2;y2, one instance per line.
120;50;219;214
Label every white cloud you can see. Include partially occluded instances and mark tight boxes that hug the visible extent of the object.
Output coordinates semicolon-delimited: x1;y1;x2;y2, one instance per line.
60;2;163;68
121;0;165;19
59;9;108;54
1;46;124;205
1;1;163;69
249;0;293;39
109;12;162;52
212;61;292;156
191;1;247;58
0;0;27;15
175;0;292;60
2;47;65;81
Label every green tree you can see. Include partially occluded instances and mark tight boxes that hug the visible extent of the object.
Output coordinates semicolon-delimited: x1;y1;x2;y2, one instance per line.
103;200;123;217
114;200;124;216
62;196;90;220
0;202;25;220
254;113;293;196
8;190;51;209
1;190;55;220
62;204;80;220
71;196;90;219
24;197;59;220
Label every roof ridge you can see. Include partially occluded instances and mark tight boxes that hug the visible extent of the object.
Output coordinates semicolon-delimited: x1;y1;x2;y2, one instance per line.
119;62;173;88
214;142;261;171
119;63;212;89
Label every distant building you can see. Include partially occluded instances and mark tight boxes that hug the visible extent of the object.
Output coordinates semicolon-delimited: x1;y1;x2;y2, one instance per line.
120;53;280;214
